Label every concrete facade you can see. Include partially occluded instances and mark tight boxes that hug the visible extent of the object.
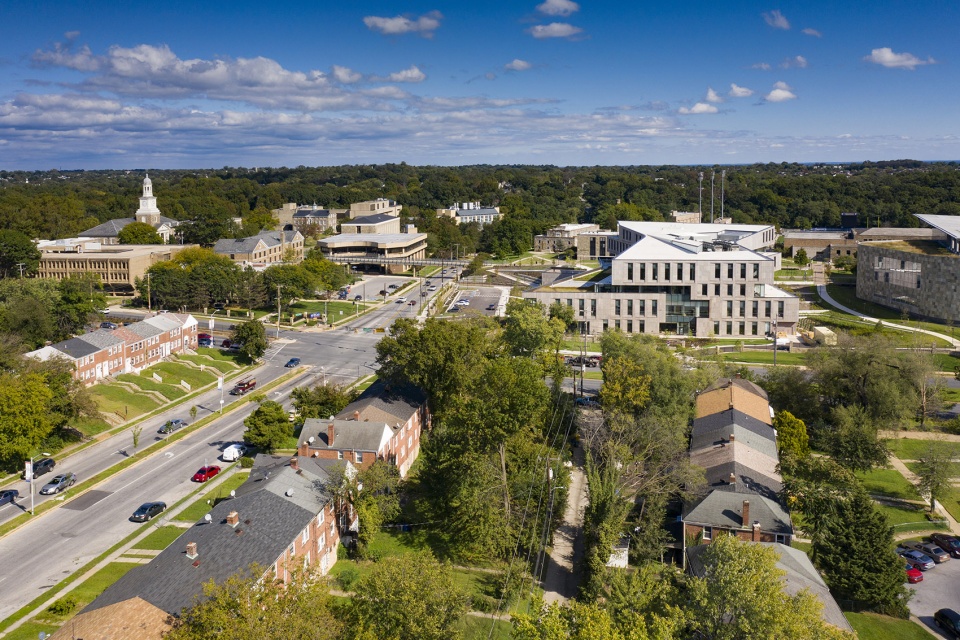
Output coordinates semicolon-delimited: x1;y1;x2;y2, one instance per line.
348;198;401;219
213;230;304;266
534;223;600;253
340;214;401;235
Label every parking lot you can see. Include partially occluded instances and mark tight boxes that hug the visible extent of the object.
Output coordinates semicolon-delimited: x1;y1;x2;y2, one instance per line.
905;546;960;637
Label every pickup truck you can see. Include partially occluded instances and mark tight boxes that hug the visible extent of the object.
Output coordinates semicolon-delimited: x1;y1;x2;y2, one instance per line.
230;378;257;395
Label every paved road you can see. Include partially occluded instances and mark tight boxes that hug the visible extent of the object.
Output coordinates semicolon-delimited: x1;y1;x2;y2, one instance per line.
0;327;380;620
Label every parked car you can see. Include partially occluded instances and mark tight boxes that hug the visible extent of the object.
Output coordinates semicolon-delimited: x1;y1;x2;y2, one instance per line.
457;299;469;306
230;378;257;395
904;540;950;563
449;305;461;313
421;291;429;297
354;294;363;301
198;333;212;341
100;321;118;330
191;465;221;483
198;338;213;347
388;284;399;289
899;548;936;571
221;443;248;462
378;289;388;296
130;501;166;522
486;304;496;311
935;609;960;638
284;357;301;368
40;472;77;495
905;561;924;583
221;339;232;348
0;489;19;506
158;419;187;435
407;300;417;306
930;533;960;558
23;457;55;479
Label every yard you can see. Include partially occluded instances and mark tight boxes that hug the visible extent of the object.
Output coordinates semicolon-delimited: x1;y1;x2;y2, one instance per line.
116;373;187;401
845;612;932;640
136;525;188;551
856;467;922;501
875;503;946;533
150;362;218;389
825;283;960;339
885;439;960;461
36;562;140;624
90;383;159;419
174;472;249;523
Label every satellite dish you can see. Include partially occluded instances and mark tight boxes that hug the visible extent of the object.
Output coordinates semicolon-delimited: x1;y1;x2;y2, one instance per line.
308;436;315;444
204;514;212;524
230;490;236;498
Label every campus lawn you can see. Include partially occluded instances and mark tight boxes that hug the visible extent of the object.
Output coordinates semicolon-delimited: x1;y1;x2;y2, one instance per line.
856;468;922;500
875;503;946;533
195;347;245;364
116;373;187;401
825;283;959;338
715;351;806;366
90;383;159;419
150;362;218;389
845;612;933;640
176;354;240;375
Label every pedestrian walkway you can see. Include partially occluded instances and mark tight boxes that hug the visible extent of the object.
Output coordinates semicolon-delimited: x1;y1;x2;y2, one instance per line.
542;446;586;604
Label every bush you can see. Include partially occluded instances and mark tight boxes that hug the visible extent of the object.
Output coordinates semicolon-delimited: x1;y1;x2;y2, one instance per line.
47;595;77;616
337;567;360;591
471;593;498;613
239;456;255;468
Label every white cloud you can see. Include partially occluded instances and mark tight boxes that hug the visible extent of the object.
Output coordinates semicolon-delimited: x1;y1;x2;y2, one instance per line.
764;81;797;102
536;0;579;16
802;27;822;37
705;87;723;103
864;47;935;70
763;10;790;30
362;11;442;37
678;102;718;115
372;65;426;83
752;62;771;71
505;59;532;71
780;55;808;69
729;83;754;98
332;65;362;84
528;23;583;39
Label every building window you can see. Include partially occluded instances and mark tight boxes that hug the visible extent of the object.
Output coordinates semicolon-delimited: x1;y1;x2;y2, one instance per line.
664;264;670;281
639;263;646;280
713;321;720;335
714;263;721;279
714;284;720;296
752;322;758;335
651;300;658;316
740;284;746;296
638;320;645;333
615;319;621;330
302;528;309;544
739;301;745;317
738;322;745;335
627;299;633;315
289;543;296;557
726;301;733;317
627;263;634;281
740;263;746;279
615;299;621;315
637;300;644;315
701;284;708;296
337;451;344;460
676;263;683;281
752;301;758;317
727;284;733;296
627;320;633;334
579;299;585;316
764;301;771;317
356;452;363;464
726;321;733;335
652;264;659;281
317;510;325;526
727;263;734;279
690;263;696;280
775;534;787;544
703;526;712;541
753;263;760;279
590;299;597;317
777;301;784;318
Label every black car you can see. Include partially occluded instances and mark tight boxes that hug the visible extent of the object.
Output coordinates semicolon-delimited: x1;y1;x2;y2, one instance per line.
23;457;55;480
285;357;301;368
935;609;960;638
930;533;960;558
158;419;187;434
130;501;166;522
354;294;363;301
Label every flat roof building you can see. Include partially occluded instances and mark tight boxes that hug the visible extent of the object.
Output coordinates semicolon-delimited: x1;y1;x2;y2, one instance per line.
36;241;198;291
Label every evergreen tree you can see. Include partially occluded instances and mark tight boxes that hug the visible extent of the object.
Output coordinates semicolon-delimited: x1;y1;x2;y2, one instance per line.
242;400;291;452
773;410;810;459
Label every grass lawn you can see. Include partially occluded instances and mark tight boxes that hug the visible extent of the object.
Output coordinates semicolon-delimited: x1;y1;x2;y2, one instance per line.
876;503;946;532
136;525;187;551
936;485;960;522
856;467;922;500
176;354;240;374
942;386;960;405
791;540;812;557
935;353;960;374
353;376;378;393
886;439;960;461
811;311;954;349
116;373;187;401
716;351;806;366
150;362;218;389
291;300;370;317
90;383;159;419
845;611;932;640
195;347;245;364
174;473;248;522
36;562;140;624
72;416;112;437
3;622;59;640
825;283;959;338
906;461;960;477
458;616;513;639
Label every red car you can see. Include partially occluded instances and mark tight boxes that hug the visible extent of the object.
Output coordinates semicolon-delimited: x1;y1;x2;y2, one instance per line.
906;562;924;584
191;465;221;483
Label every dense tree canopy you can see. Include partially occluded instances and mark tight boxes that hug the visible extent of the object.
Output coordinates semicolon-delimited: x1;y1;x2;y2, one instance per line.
117;221;163;244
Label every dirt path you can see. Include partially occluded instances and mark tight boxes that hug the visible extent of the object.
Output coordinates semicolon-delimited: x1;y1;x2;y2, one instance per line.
541;446;586;604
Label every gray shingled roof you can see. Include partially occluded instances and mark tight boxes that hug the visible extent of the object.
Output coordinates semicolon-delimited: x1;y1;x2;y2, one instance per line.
683;491;792;534
300;418;392;453
76;329;127;350
293;209;335;218
79;218;134;238
691;422;778;460
701;377;769;400
49;336;101;359
124;321;164;339
348;213;397;225
85;459;332;618
213;230;299;255
692;408;774;442
699;461;783;501
686;543;853;632
335;379;426;426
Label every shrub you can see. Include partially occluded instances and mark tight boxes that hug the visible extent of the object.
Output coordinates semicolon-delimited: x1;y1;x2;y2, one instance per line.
337;567;360;591
239;456;255;468
471;594;498;613
47;595;77;616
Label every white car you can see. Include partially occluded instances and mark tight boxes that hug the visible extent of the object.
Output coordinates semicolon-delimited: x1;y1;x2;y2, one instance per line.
221;443;248;462
396;297;407;303
457;299;470;306
428;286;438;292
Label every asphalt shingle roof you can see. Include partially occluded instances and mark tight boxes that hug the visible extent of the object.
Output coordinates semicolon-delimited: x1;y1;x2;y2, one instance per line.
49;336;100;359
692;408;775;442
76;329;126;350
335;379;426;426
683;491;792;534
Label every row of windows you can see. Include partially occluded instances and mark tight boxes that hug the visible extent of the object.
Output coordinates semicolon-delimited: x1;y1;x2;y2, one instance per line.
624;262;762;283
711;321;776;336
724;300;785;318
612;299;659;317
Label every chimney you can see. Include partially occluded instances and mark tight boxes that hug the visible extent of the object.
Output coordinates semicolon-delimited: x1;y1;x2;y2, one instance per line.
729;434;735;443
353;410;360;421
186;542;198;559
728;472;736;485
289;456;299;471
226;511;240;527
328;422;335;446
742;500;750;526
752;521;761;542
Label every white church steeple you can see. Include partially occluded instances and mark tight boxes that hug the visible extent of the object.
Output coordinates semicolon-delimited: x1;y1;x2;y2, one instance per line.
136;173;161;225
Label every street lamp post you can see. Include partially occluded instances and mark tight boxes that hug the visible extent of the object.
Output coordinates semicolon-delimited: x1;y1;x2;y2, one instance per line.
772;317;779;367
28;452;51;516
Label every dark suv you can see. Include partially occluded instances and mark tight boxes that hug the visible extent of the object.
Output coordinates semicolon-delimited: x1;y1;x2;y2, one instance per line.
23;457;55;479
158;419;187;435
935;609;960;638
930;533;960;558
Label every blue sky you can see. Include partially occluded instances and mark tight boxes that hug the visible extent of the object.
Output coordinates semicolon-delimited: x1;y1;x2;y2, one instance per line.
0;1;955;169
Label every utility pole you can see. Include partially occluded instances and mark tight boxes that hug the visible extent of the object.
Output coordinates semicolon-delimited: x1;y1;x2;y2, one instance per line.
710;170;715;224
720;169;725;220
698;172;703;216
146;272;151;312
276;284;282;338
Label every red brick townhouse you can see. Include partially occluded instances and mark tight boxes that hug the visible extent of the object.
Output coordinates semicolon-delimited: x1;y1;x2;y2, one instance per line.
24;313;198;384
298;379;428;478
49;454;342;640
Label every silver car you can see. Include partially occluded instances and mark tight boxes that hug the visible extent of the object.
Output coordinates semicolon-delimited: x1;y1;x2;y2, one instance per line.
39;473;77;495
908;541;951;564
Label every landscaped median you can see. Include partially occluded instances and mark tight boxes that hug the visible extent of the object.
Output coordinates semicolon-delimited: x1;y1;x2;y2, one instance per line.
0;365;309;541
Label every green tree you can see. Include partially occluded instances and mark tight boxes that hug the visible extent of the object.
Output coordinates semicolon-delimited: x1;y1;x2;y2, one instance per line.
231;319;268;361
502;299;564;357
117;221;163;244
0;372;55;470
915;441;953;511
598;356;652;415
353;461;401;554
291;383;357;420
825;405;889;473
779;455;861;530
167;565;342;640
0;229;41;278
688;534;855;639
759;366;821;425
548;301;576;332
349;551;470;640
55;273;106;338
512;599;625;640
794;247;809;266
773;410;810;459
242;400;291;452
811;490;910;617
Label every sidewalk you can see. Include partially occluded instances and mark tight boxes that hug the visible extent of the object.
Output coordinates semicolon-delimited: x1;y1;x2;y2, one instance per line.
541;446;586;604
